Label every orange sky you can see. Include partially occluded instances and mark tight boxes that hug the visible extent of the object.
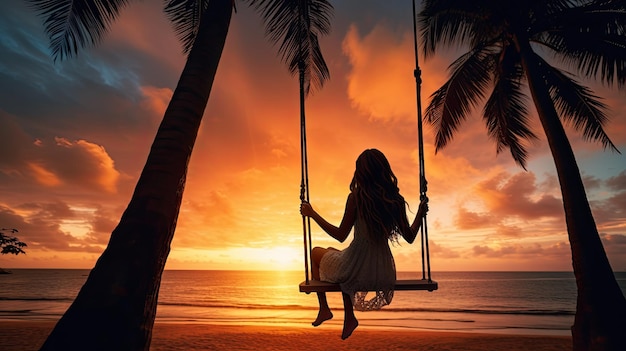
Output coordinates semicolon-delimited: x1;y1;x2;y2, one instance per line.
1;1;625;272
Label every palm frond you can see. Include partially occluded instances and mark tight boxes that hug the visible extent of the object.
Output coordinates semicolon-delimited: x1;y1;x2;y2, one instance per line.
540;61;620;152
164;0;210;54
419;0;489;58
246;0;332;95
536;0;626;87
425;44;495;151
483;47;537;169
26;0;131;62
419;0;520;59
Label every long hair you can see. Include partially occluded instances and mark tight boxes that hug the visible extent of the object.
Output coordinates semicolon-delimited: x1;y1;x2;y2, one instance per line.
349;149;411;242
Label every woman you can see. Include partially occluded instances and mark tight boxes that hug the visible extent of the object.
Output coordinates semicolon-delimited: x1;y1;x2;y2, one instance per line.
300;148;429;339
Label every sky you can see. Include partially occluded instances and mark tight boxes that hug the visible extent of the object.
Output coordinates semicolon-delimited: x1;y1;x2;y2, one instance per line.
0;1;625;273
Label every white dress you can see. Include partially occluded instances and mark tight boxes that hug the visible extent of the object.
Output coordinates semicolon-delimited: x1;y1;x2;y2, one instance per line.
318;214;396;311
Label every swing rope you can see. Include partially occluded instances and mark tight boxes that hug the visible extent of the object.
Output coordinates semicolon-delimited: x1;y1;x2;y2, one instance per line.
412;0;432;282
299;61;312;285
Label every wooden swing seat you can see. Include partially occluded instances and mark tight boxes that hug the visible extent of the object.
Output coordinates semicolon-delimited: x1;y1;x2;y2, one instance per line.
299;279;438;293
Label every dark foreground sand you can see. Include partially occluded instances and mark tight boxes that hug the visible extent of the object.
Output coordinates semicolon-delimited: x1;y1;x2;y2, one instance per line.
0;321;572;351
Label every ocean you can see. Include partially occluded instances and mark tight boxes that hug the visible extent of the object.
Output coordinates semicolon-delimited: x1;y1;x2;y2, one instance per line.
1;270;625;336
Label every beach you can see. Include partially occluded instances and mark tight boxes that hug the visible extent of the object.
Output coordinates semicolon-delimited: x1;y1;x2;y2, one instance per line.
0;321;572;351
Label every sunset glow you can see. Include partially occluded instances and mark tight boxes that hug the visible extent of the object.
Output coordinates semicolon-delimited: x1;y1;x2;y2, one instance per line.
0;1;625;273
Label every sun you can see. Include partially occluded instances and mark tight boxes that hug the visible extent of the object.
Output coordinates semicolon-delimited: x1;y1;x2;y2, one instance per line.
265;246;301;270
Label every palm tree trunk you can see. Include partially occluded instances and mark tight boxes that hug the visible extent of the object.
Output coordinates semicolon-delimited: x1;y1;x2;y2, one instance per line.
519;46;626;351
39;1;233;350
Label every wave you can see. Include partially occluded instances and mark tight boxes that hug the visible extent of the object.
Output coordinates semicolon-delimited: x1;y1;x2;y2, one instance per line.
156;301;574;316
0;297;74;302
0;309;33;314
1;298;575;317
385;306;574;316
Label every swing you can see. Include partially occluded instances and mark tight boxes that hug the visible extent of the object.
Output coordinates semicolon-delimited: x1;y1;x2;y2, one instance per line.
298;0;437;294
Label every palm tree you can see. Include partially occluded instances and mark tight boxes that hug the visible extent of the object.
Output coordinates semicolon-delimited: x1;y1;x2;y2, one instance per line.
418;1;626;350
26;0;333;350
247;0;332;283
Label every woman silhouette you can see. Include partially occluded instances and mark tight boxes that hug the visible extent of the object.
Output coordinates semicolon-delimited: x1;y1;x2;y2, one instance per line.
300;148;428;339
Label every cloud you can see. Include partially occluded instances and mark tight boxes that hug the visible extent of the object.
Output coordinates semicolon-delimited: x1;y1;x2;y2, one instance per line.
0;116;121;194
341;23;453;123
455;207;497;230
591;171;626;230
78;207;121;246
342;24;415;121
176;190;237;248
140;86;173;121
601;234;626;270
474;171;562;219
0;203;106;253
427;240;460;259
472;240;574;259
444;170;568;257
53;138;120;192
606;170;626;192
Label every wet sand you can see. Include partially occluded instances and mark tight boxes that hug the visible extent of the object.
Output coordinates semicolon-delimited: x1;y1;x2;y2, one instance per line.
0;321;572;350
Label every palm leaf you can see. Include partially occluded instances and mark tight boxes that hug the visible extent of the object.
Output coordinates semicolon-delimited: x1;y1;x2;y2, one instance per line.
419;0;488;58
164;0;210;54
246;0;332;95
483;47;536;169
419;0;519;59
536;0;626;87
540;60;619;152
26;0;130;62
425;44;495;151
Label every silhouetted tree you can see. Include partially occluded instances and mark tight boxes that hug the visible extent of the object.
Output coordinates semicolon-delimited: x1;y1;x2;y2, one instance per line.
26;0;333;350
419;1;626;350
0;228;27;256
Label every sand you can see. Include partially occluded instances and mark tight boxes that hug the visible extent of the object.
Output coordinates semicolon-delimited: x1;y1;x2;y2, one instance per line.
0;321;572;351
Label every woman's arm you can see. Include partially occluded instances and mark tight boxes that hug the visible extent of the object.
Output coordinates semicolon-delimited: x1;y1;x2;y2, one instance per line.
404;198;429;244
300;193;356;243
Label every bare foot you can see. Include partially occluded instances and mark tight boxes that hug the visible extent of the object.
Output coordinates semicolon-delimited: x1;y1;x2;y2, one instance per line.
341;318;358;339
312;309;333;327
